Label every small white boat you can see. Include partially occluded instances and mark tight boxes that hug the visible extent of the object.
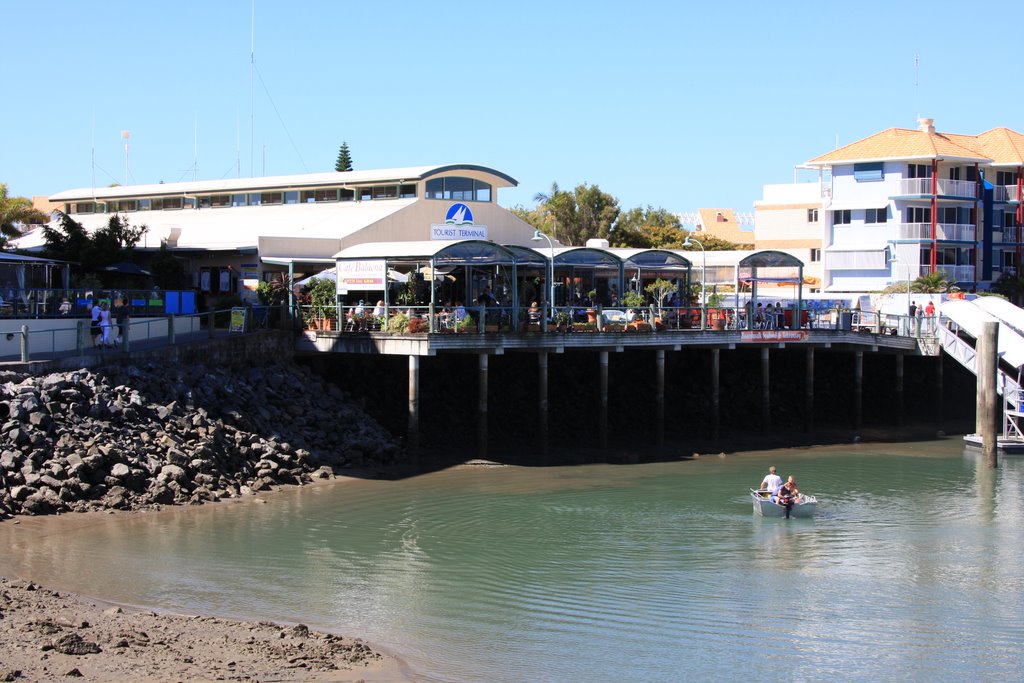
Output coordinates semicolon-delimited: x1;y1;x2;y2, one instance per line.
750;489;817;518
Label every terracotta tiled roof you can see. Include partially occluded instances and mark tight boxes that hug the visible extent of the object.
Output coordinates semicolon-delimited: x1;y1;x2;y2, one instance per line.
976;128;1024;166
807;127;991;165
696;208;753;245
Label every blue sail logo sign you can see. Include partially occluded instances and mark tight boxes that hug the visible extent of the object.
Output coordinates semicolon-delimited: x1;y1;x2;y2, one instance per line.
445;203;474;225
431;202;488;240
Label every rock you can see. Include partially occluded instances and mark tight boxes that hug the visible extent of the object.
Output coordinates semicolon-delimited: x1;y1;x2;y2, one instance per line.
110;463;131;479
52;633;102;655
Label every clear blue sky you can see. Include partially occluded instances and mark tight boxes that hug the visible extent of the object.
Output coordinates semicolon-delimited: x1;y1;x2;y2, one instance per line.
5;1;1023;215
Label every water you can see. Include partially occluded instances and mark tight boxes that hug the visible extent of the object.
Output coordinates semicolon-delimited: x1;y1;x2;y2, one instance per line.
3;439;1024;681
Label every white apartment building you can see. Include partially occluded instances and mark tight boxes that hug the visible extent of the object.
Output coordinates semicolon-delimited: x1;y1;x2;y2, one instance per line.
761;118;1024;293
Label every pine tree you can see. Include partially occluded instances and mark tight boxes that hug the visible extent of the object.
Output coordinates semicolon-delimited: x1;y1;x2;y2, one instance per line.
335;142;353;172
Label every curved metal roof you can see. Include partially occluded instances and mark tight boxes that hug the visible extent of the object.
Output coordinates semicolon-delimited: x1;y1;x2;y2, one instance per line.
738;250;805;269
615;248;692;269
553;247;623;267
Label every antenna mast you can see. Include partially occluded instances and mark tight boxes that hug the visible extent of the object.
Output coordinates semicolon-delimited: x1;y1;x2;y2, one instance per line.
250;0;255;178
914;53;920;120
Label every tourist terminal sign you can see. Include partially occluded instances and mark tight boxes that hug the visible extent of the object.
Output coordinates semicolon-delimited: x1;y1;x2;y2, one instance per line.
431;202;487;240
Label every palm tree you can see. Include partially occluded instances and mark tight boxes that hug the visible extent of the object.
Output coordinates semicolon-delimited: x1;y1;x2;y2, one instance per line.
913;271;957;293
0;183;46;243
533;182;561;244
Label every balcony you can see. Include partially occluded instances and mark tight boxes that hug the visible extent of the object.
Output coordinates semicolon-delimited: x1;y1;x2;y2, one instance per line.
897;178;977;198
896;222;976;242
998;228;1020;243
937;264;975;283
1005;185;1021;203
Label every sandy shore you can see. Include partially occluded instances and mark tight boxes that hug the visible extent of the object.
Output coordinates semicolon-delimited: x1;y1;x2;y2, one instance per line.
0;575;408;683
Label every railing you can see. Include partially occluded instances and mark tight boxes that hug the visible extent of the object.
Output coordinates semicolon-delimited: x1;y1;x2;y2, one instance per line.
936;264;975;283
1003;185;1021;203
999;228;1020;243
0;287;194;318
311;303;933;341
898;178;977;198
0;306;276;362
896;222;976;242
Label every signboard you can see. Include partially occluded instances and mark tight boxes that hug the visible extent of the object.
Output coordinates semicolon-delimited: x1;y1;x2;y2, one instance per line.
430;201;487;240
229;307;247;333
740;330;808;343
338;260;386;292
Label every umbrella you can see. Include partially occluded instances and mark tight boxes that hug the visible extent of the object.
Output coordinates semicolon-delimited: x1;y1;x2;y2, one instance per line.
295;270;337;286
103;262;152;276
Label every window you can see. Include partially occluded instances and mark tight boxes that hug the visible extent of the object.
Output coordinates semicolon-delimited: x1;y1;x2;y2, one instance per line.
400;183;417;198
948;166;961;181
339;188;354;202
807;208;818;223
359;187;373;201
1005;212;1018;229
940;207;958;224
810;248;821;262
965;166;977;182
284;191;298;204
425;177;493;202
72;202;96;214
997;171;1018;186
138;198;151;211
260;192;283;205
301;189;339;203
108;200;138;212
232;194;247;207
198;195;230;208
853;162;884;182
371;185;398;199
907;164;932;179
865;208;887;224
832;209;851;224
906;206;931;223
152;197;183;210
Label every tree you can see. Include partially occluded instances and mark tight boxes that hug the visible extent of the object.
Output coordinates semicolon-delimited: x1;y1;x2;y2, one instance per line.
913;271;957;293
610;206;686;248
149;242;188;289
992;272;1024;305
531;182;618;246
42;212;149;283
0;183;47;244
335;142;353;172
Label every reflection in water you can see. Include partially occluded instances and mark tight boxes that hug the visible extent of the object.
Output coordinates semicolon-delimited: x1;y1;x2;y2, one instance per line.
2;440;1023;681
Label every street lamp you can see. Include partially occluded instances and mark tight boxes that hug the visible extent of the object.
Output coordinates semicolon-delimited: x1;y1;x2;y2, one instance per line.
683;236;706;330
532;229;556;319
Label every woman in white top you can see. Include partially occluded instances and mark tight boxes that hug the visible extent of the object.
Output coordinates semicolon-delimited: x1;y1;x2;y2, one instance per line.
99;303;113;347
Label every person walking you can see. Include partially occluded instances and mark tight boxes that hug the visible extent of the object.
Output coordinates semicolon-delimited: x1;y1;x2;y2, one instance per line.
90;301;102;348
99;303;113;348
114;301;130;346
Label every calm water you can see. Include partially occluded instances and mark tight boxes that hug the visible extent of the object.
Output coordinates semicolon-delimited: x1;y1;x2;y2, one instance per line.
3;439;1024;681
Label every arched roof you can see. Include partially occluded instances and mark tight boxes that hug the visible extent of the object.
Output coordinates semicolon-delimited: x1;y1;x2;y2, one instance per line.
738;251;805;269
502;244;548;267
617;249;692;269
553;247;622;268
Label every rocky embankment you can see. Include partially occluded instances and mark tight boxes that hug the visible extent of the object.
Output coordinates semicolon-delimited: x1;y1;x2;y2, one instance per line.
0;362;403;517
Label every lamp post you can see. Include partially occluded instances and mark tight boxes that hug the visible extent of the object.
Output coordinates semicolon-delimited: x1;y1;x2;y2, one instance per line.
532;229;556;319
683;236;706;330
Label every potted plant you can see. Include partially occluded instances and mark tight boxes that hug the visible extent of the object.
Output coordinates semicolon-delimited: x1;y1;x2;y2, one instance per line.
586;289;599;323
554;311;571;332
707;292;726;330
644;278;675;321
307;277;337;330
457;313;475;333
407;316;428;334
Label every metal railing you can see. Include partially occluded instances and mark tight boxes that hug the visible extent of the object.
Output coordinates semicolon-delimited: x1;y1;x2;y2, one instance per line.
896;222;976;242
898;178;977;198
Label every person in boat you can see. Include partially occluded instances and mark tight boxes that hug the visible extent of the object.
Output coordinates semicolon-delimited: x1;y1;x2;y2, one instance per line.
758;466;782;497
776;476;799;518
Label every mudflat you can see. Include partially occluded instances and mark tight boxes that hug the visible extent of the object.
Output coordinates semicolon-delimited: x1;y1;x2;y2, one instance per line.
0;575;408;683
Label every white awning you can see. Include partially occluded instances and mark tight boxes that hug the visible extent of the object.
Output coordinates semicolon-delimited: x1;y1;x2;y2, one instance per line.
826;201;889;211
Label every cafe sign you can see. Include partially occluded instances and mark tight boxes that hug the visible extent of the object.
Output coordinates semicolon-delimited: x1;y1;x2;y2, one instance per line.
337;259;386;292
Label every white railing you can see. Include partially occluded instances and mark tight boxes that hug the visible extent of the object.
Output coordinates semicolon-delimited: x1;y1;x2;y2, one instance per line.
896;222;976;242
937;264;975;282
999;228;1020;243
898;178;977;197
1003;185;1021;203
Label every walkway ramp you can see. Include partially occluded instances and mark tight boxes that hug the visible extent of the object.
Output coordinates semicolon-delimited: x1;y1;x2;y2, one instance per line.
972;296;1024;338
939;299;1024;369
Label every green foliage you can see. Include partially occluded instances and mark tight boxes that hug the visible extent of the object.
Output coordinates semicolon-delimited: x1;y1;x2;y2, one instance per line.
621;290;644;309
0;183;47;243
645;278;676;310
683;232;740;251
43;212;149;285
335;142;353;172
256;274;291;306
531;181;619;246
458;313;475;331
914;271;958;293
610;207;686;248
991;272;1024;303
407;316;428;333
386;313;409;333
307;277;337;317
554;311;571;327
149;242;188;290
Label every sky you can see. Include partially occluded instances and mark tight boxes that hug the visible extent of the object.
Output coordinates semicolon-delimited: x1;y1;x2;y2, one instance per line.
5;1;1024;216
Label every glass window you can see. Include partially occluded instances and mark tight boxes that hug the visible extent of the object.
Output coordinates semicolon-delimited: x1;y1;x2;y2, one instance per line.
446;177;474;200
284;191;298;204
372;185;398;199
865;208;887;223
153;197;183;210
400;184;417;198
73;202;96;214
139;198;151;211
948;166;961;181
260;192;283;205
248;194;261;206
810;248;821;262
807;208;818;223
209;195;230;208
475;182;491;202
832;209;851;224
340;188;354;202
424;177;492;201
425;178;444;199
853;162;884;182
109;200;138;212
906;206;931;223
907;163;932;179
232;194;247;206
301;189;339;203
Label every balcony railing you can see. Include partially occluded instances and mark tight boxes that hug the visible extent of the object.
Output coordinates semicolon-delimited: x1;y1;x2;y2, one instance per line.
1004;185;1021;203
897;178;977;198
896;222;976;242
937;264;975;283
998;228;1020;243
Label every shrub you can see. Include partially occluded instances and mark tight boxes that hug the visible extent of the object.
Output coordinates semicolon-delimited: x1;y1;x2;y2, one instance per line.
407;316;428;333
386;314;409;333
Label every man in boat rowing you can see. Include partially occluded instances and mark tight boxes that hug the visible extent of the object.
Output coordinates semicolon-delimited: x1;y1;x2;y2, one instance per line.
757;466;782;497
777;476;799;519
